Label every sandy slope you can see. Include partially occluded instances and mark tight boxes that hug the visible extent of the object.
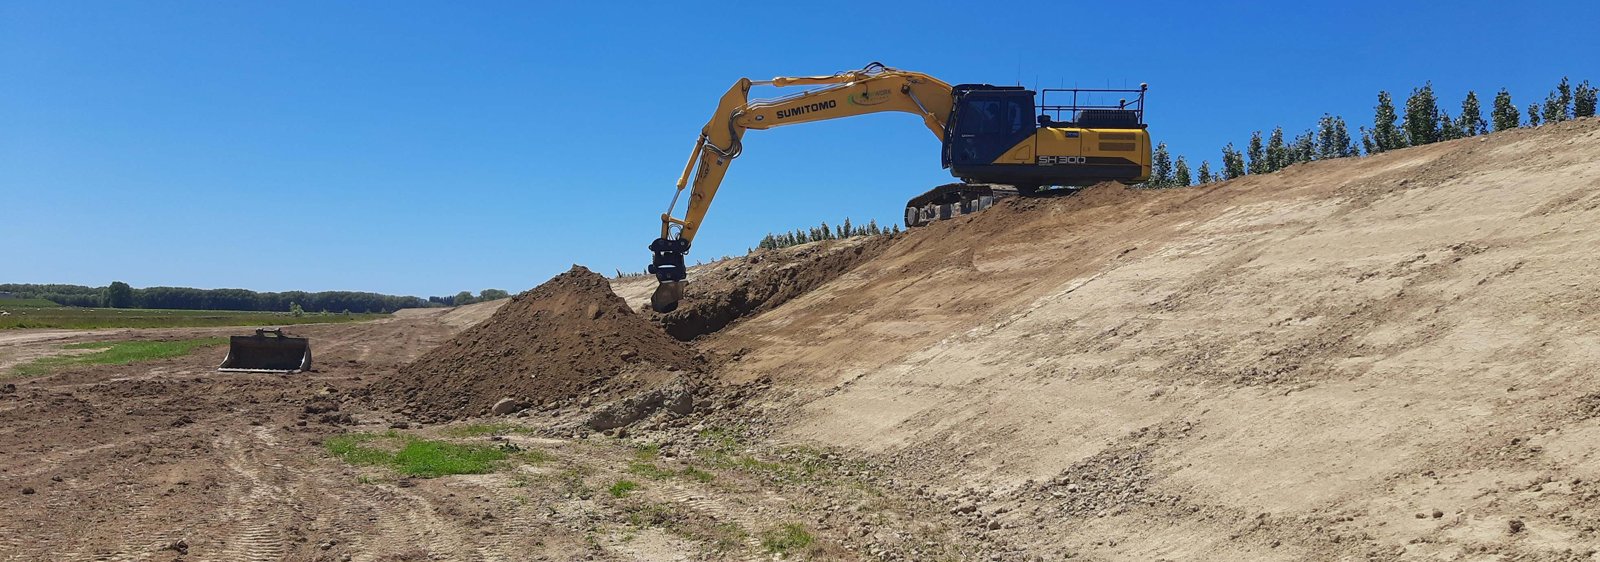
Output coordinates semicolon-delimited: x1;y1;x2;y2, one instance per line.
5;118;1597;562
699;118;1600;559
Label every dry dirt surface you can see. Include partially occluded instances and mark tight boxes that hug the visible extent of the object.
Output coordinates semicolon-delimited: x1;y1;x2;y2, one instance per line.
646;236;895;341
3;117;1600;562
0;314;457;561
696;117;1600;560
0;303;994;561
374;266;703;422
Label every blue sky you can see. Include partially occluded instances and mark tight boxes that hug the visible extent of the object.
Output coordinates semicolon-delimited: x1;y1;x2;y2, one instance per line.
4;1;1596;298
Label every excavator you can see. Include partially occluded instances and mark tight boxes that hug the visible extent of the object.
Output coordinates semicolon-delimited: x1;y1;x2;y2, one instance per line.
646;63;1151;313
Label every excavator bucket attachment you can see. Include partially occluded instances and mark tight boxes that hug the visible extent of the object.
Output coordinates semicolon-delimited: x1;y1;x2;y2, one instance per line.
218;328;312;373
650;281;686;313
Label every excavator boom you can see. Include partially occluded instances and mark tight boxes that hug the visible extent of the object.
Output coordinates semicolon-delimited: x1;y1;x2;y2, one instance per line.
647;63;1151;313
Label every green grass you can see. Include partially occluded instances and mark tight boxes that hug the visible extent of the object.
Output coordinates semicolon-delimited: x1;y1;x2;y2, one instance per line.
559;466;596;499
395;440;509;477
480;440;553;464
608;479;641;498
626;461;676;480
707;522;749;552
10;338;227;376
622;502;677;528
442;423;518;437
681;466;716;483
0;306;386;329
0;298;60;307
760;523;815;556
324;432;510;478
520;449;554;463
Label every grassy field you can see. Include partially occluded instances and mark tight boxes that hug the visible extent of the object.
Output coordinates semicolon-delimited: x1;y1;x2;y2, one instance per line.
10;337;228;376
0;306;387;329
0;298;61;307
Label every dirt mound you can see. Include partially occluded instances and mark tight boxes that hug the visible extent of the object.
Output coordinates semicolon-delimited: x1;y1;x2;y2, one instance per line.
705;118;1600;557
377;266;700;420
651;235;895;341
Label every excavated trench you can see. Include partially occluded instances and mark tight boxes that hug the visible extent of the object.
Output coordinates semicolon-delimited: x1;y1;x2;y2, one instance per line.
649;236;896;341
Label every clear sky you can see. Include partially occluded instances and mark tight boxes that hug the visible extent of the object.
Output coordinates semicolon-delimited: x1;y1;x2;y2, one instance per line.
4;0;1596;298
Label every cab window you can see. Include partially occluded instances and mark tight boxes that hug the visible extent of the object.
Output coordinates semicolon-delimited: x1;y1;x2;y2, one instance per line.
961;99;1003;134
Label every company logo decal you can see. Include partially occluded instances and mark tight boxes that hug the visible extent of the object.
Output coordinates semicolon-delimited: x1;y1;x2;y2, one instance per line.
847;89;893;106
776;99;837;119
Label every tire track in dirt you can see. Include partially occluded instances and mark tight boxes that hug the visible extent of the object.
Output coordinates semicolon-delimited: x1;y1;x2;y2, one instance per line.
0;416;228;483
347;487;438;562
99;497;183;562
345;484;479;562
38;484;180;562
0;425;210;561
213;427;295;562
658;484;766;561
469;472;553;562
395;488;477;561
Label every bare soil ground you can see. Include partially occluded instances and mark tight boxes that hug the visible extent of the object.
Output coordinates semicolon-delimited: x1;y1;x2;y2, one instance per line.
374;267;704;421
0;303;993;561
3;118;1599;562
700;117;1600;560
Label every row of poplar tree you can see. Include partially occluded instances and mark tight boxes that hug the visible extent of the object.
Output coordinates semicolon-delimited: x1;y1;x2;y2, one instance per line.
1142;77;1597;188
757;217;898;250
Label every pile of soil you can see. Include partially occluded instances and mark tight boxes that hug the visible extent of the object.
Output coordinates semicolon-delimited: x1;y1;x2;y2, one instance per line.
377;266;700;421
651;236;895;341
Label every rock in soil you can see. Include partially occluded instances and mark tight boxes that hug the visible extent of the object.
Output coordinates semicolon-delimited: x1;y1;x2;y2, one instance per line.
491;398;524;416
586;379;697;430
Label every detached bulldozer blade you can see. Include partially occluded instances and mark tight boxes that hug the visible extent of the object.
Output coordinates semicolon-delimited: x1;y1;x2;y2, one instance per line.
218;328;312;373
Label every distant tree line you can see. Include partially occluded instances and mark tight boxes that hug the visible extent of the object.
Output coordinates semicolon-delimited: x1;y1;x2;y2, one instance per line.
428;289;511;306
0;282;431;313
1140;77;1596;189
757;217;898;250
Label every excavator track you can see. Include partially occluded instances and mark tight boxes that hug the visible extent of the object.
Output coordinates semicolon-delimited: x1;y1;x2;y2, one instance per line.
903;182;1021;227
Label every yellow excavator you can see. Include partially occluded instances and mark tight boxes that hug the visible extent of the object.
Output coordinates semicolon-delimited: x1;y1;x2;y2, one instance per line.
647;63;1151;312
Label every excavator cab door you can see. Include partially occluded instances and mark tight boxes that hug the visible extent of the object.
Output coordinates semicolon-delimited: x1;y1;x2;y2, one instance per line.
943;86;1035;169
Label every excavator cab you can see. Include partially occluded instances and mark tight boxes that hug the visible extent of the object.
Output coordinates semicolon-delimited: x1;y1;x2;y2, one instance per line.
943;86;1036;169
942;84;1150;189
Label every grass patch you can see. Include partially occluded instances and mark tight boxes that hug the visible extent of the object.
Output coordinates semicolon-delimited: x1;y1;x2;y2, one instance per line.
486;441;553;464
11;338;227;376
681;466;716;483
622;501;677;528
635;442;660;460
760;523;815;556
558;466;596;499
324;432;509;478
520;449;554;464
627;461;676;480
0;306;385;329
395;440;508;477
443;423;516;437
608;479;641;498
697;427;742;454
707;522;749;552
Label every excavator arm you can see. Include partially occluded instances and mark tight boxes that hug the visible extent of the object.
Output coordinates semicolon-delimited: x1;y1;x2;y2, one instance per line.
648;63;954;312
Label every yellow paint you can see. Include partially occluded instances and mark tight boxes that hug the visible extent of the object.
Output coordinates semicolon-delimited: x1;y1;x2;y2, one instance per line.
659;63;1153;245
